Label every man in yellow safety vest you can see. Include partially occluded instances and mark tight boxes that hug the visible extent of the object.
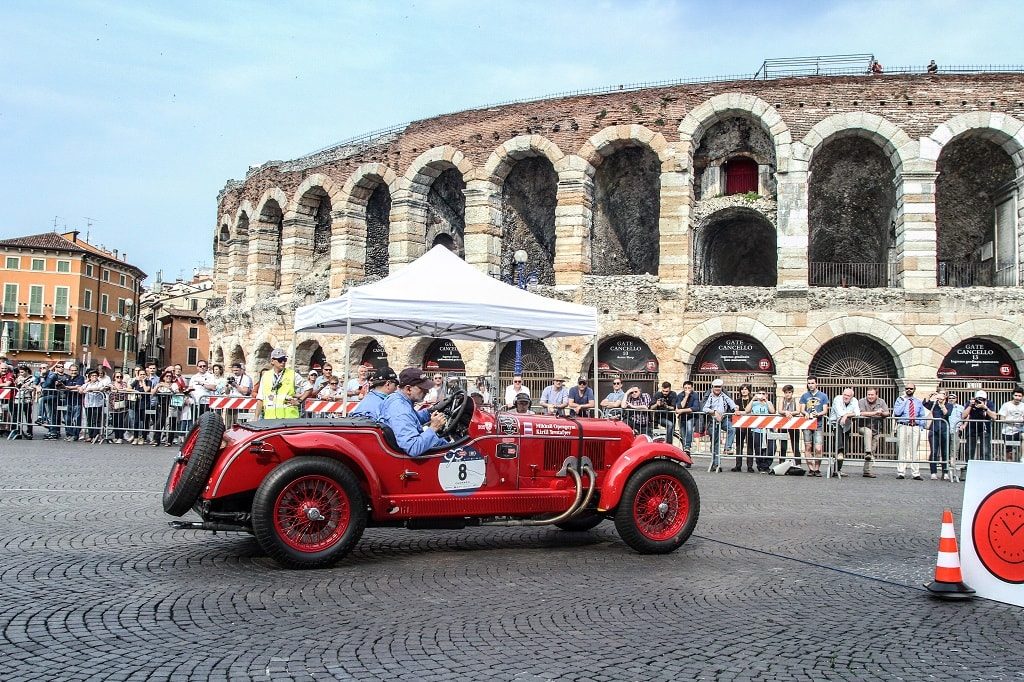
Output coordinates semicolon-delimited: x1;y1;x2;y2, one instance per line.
257;348;303;419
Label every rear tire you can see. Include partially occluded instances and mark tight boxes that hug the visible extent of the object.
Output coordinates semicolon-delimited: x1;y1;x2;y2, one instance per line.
252;457;367;569
162;411;225;516
614;460;699;554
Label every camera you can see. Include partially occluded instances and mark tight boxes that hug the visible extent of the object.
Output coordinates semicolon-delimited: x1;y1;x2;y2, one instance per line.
227;377;236;385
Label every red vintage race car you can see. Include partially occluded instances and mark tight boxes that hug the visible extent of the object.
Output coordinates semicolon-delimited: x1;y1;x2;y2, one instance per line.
163;392;700;568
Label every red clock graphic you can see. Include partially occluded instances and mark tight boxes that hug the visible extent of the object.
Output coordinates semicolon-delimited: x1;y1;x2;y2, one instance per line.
972;485;1024;583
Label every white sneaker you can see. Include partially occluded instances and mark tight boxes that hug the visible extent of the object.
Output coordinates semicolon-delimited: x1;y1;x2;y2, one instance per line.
942;472;951;481
930;473;938;480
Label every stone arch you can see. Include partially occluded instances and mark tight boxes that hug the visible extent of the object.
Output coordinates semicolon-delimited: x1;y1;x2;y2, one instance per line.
401;146;473;259
229;344;245;367
481;135;566;185
795;317;912;377
678;93;793;171
295;339;326;372
212;346;224;365
233;200;254;239
577;124;673;171
284;173;343;221
406;336;467;372
253;189;287;291
693;205;777;286
799;113;915;173
936;319;1024;376
678;317;787;370
253;342;273;374
286;176;337;267
337;163;399;280
926;112;1024;170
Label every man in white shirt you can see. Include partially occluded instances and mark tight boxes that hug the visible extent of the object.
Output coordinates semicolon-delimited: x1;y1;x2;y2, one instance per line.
345;365;370;398
188;360;219;415
226;362;253;397
504;375;529;408
998;388;1024;462
829;388;860;478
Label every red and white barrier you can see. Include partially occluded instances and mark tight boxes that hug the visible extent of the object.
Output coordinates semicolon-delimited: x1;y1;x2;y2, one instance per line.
731;415;818;430
304;399;353;414
0;388;13;401
207;396;262;411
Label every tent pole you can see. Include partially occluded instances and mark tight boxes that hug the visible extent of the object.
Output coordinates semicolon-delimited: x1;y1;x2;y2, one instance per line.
342;318;351;409
492;336;501;408
592;333;599;413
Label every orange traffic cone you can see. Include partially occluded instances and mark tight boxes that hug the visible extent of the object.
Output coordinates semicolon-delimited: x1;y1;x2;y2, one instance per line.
924;508;975;600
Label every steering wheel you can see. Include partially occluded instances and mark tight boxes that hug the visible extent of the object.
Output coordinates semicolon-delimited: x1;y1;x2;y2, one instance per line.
436;390;473;439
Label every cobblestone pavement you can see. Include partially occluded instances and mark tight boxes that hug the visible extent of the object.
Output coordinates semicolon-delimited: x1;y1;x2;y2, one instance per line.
2;440;1022;681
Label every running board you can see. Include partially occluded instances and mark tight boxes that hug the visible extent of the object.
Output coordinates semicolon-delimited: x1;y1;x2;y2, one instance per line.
168;520;251;533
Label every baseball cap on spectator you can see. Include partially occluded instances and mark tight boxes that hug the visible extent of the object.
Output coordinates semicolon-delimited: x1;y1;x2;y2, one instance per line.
515;392;531;403
398;367;432;390
975;390;988;399
64;361;75;370
270;348;287;361
711;379;724;387
307;369;318;377
370;366;398;386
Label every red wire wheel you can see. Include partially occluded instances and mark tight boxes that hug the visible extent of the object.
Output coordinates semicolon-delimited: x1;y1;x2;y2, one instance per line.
631;474;689;541
253;457;367;569
272;475;351;553
615;460;700;554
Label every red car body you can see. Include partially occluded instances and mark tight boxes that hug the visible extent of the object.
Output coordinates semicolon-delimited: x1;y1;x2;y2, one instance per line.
164;400;700;569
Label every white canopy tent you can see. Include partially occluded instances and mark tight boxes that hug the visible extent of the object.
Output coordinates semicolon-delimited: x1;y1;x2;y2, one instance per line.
293;245;600;405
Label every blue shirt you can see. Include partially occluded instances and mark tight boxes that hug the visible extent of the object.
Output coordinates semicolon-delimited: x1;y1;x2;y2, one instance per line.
540;385;569;414
892;395;926;429
350;389;389;420
379;392;448;457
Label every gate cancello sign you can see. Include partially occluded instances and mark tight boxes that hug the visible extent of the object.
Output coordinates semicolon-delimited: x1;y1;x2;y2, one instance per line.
938;338;1018;380
696;335;775;374
360;340;389;369
423;339;465;372
598;337;658;373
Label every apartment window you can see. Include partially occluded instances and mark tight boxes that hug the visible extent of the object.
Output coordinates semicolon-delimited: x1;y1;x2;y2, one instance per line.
190;298;199;311
57;260;71;273
25;322;43;350
29;285;43;316
52;324;69;351
1;321;17;346
100;294;108;314
5;256;19;269
117;298;126;317
98;327;107;348
31;258;45;271
86;263;94;277
119;273;126;286
80;325;92;346
54;287;69;317
83;289;93;310
102;269;110;282
115;331;123;351
2;284;17;314
187;347;198;365
188;326;199;340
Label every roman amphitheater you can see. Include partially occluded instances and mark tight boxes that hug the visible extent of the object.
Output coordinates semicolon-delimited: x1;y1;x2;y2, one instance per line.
207;61;1024;405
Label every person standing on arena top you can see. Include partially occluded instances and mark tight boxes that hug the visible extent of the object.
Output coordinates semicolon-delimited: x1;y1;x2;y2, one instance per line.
798;377;829;477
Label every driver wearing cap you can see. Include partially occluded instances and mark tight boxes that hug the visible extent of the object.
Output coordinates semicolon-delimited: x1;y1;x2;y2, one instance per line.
350;366;399;420
378;367;449;456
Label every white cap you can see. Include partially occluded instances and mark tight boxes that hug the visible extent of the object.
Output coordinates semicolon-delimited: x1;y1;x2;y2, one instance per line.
975;390;987;399
711;379;724;387
64;361;75;370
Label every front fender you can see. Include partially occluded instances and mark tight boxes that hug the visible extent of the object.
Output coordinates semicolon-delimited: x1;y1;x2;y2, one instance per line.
597;442;692;512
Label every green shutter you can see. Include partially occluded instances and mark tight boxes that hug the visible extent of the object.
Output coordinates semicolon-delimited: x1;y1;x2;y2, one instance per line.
47;323;55;351
55;288;69;317
2;284;15;314
29;286;43;315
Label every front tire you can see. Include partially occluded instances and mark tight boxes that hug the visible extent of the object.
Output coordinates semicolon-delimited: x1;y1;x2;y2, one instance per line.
614;460;699;554
252;457;367;569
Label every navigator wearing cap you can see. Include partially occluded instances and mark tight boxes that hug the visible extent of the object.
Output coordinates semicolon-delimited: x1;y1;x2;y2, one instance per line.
350;366;399;420
256;348;304;419
378;367;449;456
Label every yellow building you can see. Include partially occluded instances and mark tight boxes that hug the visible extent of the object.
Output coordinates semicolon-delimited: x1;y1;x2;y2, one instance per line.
0;231;145;369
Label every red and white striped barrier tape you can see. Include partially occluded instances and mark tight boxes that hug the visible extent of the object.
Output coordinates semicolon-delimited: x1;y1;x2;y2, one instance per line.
0;388;12;400
207;396;262;411
731;415;818;430
304;400;353;414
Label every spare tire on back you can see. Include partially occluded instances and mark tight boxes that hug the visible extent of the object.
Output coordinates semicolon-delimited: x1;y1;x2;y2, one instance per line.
162;411;225;516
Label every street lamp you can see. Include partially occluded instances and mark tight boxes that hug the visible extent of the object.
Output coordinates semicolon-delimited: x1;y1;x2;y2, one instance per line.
120;299;134;372
512;250;529;375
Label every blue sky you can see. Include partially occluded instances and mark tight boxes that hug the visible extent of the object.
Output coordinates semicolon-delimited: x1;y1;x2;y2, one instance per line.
2;0;1022;282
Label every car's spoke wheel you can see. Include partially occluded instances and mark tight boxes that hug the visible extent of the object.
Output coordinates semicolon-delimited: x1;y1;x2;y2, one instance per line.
162;412;224;516
273;475;351;553
614;461;699;554
253;458;367;569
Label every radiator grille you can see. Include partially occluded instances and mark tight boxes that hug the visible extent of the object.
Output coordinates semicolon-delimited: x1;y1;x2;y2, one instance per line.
542;439;607;471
